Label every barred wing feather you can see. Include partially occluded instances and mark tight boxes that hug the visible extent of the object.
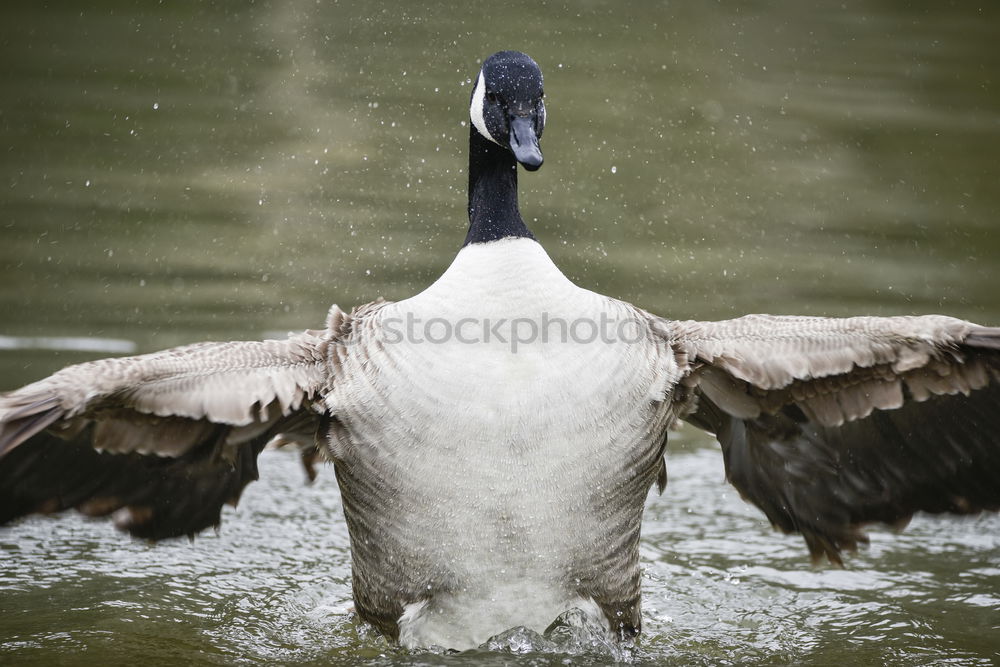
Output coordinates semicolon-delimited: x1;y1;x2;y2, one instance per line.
0;325;335;540
662;314;1000;564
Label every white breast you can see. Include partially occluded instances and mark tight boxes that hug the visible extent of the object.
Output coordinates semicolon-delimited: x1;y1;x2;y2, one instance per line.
326;238;679;648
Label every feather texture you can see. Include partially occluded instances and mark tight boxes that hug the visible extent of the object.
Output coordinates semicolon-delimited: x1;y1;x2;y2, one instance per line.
663;314;1000;563
0;325;337;539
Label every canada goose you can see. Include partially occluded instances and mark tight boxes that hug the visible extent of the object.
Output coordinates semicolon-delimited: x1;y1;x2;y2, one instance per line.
1;50;998;651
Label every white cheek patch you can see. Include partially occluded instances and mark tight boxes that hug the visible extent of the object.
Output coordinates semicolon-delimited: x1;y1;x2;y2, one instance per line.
470;71;500;145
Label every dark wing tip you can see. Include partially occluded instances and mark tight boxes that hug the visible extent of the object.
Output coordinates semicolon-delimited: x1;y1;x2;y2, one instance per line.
800;526;871;568
0;423;272;541
697;377;1000;566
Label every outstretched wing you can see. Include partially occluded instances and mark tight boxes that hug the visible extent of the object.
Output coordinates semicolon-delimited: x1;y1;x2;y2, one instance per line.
0;321;337;540
659;313;1000;564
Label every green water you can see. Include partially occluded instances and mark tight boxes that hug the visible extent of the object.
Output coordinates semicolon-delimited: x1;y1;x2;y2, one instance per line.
1;1;998;664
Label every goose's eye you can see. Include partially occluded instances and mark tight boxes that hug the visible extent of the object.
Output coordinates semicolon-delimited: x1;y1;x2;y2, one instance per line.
486;90;503;106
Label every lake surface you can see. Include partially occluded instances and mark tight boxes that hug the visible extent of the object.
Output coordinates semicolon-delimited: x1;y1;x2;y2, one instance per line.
1;1;999;664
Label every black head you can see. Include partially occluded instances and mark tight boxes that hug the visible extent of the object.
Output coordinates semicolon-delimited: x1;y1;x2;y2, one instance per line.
469;51;545;171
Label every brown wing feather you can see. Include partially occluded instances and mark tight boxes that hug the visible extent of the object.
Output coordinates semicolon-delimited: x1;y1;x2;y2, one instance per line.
667;315;1000;564
0;422;275;539
0;318;341;539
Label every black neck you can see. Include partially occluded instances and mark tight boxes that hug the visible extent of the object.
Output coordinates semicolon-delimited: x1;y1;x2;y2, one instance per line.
463;128;534;246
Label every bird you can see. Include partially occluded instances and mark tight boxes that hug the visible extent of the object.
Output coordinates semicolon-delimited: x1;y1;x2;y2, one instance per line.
1;50;999;651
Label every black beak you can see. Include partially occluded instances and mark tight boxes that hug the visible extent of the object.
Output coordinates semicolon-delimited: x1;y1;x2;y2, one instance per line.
509;115;543;171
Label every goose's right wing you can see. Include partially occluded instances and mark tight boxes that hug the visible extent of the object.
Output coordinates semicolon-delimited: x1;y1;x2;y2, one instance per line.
658;314;1000;564
0;308;348;540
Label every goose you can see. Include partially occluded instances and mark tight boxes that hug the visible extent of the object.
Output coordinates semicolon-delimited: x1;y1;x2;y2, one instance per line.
1;50;999;651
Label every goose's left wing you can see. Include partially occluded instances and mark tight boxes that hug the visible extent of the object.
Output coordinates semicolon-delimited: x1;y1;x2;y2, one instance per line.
657;314;1000;564
0;323;337;540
